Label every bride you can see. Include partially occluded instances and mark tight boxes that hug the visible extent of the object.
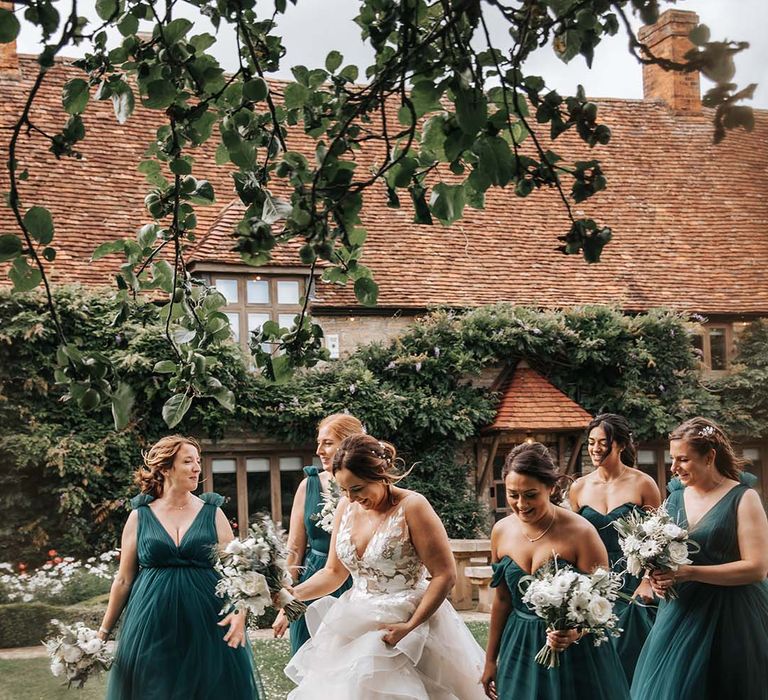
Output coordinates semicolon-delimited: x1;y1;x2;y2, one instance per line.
285;434;486;699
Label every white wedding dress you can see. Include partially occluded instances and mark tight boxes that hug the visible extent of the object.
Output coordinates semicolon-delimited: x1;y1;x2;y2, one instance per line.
285;501;487;699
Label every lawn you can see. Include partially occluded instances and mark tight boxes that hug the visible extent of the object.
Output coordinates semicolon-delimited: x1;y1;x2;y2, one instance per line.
0;623;489;699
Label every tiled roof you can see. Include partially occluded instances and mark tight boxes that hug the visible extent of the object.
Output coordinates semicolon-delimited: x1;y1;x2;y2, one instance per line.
486;363;593;432
2;55;767;315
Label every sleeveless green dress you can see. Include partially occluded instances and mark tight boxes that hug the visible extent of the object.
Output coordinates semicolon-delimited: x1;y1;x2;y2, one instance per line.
289;466;352;655
106;492;263;699
579;504;656;684
491;556;630;700
631;475;768;700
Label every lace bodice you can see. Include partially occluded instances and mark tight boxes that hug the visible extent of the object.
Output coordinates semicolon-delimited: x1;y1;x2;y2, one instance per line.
336;502;427;598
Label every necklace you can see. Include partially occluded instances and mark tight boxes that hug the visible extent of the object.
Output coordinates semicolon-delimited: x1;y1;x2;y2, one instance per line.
596;465;627;484
522;508;557;543
166;496;192;511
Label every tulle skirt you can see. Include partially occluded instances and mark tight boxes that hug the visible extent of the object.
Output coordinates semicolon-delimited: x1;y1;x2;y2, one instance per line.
285;586;486;699
107;566;261;699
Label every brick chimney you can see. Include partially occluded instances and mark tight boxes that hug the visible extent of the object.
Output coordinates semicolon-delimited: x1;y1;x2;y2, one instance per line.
638;9;701;114
0;1;20;77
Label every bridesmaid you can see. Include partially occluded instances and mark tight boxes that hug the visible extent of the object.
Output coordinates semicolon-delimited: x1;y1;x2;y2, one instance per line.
569;413;661;683
482;442;630;700
631;417;768;700
272;413;362;654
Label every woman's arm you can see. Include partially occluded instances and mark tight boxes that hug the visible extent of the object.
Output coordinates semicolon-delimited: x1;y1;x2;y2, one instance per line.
285;479;309;583
640;473;662;509
292;499;351;601
379;495;456;645
97;510;139;639
482;529;512;700
568;477;584;512
214;508;248;647
654;489;768;589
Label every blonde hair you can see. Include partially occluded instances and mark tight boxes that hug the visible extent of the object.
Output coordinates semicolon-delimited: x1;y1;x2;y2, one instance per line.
317;413;364;442
134;435;201;498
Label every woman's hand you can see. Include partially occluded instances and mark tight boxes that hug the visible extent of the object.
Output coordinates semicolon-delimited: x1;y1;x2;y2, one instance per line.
272;609;289;639
481;659;498;700
648;567;687;597
546;628;581;651
632;576;655;603
379;621;413;646
218;610;247;648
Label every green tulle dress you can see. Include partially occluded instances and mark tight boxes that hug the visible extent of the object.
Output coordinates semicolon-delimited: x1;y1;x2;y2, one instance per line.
491;556;630;700
579;504;656;684
631;475;768;700
106;492;263;700
289;466;352;655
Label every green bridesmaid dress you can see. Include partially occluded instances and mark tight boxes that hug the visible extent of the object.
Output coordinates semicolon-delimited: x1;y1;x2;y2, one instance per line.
491;556;630;700
631;475;768;700
289;466;352;655
106;492;263;699
579;503;656;684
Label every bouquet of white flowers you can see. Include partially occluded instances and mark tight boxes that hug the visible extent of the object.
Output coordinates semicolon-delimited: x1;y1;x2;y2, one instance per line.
613;505;697;600
44;620;113;688
309;480;340;534
520;558;623;669
214;514;307;622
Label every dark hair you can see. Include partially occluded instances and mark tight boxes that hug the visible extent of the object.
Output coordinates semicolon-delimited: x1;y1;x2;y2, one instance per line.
134;435;201;498
502;442;570;504
586;413;636;467
332;434;410;487
669;417;745;481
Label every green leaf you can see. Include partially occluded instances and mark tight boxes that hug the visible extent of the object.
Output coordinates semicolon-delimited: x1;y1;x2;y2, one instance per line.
340;65;359;82
162;392;192;428
430;182;466;226
411;81;443;117
173;327;196;345
80;388;101;411
689;24;710;47
111;84;135;124
153;360;177;374
9;257;43;292
95;0;118;21
151;260;174;292
455;88;487;135
170;158;192;175
23;206;54;244
163;18;194;44
243;78;268;102
144;79;176;109
117;11;139;36
348;227;367;246
284;82;310;109
62;79;90;115
91;240;125;261
0;8;21;43
354;276;379;307
270;354;293;384
325;50;343;73
211;386;235;411
111;382;135;430
0;234;22;262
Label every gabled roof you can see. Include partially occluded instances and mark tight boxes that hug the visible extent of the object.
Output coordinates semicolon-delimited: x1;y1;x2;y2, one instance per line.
2;56;768;316
486;362;593;433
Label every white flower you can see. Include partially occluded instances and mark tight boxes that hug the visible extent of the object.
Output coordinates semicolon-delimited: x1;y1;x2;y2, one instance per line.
81;638;103;655
622;535;643;554
667;541;691;566
236;571;269;598
61;644;83;663
567;592;590;624
639;540;661;558
587;596;613;625
641;517;662;536
50;659;65;677
662;523;684;540
626;555;644;577
225;539;244;555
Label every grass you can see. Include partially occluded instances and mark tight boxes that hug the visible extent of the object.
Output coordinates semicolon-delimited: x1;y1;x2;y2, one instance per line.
0;624;489;700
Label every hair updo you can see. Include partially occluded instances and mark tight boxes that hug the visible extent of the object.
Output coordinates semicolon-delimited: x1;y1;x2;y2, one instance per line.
502;442;570;504
317;413;364;441
134;435;201;498
332;434;410;487
669;417;745;481
586;413;636;467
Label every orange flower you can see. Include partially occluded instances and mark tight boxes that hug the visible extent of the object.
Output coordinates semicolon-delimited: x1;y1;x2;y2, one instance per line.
48;549;58;557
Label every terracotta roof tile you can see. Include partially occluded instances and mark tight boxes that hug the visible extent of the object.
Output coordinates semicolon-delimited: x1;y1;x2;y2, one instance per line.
487;363;593;432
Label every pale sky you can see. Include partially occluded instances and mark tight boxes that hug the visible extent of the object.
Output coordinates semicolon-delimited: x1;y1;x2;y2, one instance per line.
14;0;768;107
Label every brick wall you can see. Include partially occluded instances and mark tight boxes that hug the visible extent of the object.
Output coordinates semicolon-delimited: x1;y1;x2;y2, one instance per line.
316;313;417;357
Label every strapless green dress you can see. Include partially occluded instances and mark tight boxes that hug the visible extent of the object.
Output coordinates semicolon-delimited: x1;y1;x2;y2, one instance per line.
631;475;768;700
289;466;352;655
106;492;263;699
579;503;656;684
491;556;630;699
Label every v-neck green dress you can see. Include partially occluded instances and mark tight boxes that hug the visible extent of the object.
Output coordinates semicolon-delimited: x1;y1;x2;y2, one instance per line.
106;492;263;699
631;475;768;700
491;556;630;699
579;503;656;684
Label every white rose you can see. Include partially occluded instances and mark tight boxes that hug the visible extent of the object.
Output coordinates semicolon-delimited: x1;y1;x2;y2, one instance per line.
526;589;550;613
662;523;684;540
61;643;83;663
224;539;244;555
81;638;103;655
587;596;613;625
50;659;66;677
237;571;269;598
667;541;691;566
641;518;661;535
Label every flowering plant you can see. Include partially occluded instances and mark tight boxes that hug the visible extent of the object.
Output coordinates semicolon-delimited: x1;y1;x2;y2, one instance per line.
520;558;623;668
613;505;697;600
214;514;307;622
310;480;340;534
44;619;113;688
